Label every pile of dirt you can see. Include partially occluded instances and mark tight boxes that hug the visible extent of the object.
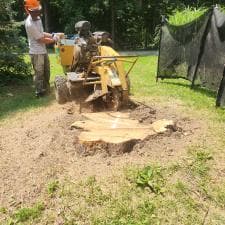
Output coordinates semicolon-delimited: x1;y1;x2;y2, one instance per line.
129;104;157;123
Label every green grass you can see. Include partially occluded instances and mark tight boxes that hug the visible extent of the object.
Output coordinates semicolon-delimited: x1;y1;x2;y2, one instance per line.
47;180;60;196
1;147;225;224
169;7;208;26
0;208;7;214
0;54;63;121
5;202;45;224
186;147;213;178
130;56;225;122
135;165;166;194
1;54;225;122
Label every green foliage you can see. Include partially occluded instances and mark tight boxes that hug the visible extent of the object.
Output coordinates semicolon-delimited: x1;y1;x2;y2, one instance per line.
169;7;207;25
58;0;110;34
0;0;31;86
81;176;110;205
135;165;166;194
0;207;7;214
47;180;59;196
12;202;45;223
38;0;181;49
53;0;225;49
15;0;225;50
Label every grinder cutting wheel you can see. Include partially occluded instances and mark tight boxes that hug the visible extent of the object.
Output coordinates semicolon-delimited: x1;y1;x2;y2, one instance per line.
54;21;138;111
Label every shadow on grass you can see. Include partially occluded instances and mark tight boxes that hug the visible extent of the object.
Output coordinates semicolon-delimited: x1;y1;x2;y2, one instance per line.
161;80;217;99
0;80;55;120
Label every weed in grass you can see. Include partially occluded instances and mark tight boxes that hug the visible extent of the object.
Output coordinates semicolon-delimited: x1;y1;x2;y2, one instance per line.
0;207;7;214
167;163;182;175
173;181;197;208
86;175;96;186
187;147;213;178
175;180;189;194
47;180;59;196
83;176;110;206
12;202;45;223
179;147;214;201
135;165;166;194
136;200;156;221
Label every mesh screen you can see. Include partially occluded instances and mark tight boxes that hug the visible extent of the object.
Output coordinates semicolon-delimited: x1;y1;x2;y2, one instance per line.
157;8;225;107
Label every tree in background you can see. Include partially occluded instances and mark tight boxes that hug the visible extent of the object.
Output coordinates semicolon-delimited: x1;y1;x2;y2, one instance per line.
111;0;143;49
15;0;225;50
34;0;187;49
0;0;31;85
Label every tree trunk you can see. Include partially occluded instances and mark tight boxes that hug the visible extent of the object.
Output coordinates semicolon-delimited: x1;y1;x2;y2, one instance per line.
144;28;149;49
41;0;51;32
110;0;116;48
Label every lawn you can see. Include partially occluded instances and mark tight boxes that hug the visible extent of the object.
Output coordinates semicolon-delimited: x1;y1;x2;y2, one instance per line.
1;54;224;121
0;54;63;120
1;54;225;225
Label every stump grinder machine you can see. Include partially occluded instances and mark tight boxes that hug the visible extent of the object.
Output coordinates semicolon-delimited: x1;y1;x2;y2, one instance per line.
54;21;138;111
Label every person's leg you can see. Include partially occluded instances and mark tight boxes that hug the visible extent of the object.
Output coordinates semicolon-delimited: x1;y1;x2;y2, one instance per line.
44;54;50;94
30;54;45;96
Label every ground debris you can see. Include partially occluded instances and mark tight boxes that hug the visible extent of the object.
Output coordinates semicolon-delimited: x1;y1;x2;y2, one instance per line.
0;101;202;207
129;104;156;123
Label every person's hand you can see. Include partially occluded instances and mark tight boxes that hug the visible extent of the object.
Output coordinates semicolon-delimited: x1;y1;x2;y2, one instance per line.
53;34;59;43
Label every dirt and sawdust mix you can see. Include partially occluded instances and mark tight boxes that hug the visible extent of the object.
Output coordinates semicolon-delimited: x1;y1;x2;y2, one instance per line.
0;101;205;208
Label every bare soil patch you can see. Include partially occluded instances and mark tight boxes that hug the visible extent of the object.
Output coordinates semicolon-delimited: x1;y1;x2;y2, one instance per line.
0;100;205;208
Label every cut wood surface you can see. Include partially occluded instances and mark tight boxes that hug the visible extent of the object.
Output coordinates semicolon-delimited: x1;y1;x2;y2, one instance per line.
71;112;174;144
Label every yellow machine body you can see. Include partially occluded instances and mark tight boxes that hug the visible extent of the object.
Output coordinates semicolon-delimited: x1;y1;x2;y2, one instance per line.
55;39;74;66
55;38;138;109
98;46;128;92
59;45;74;66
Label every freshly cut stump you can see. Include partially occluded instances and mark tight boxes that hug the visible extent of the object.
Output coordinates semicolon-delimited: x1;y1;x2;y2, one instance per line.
71;112;174;155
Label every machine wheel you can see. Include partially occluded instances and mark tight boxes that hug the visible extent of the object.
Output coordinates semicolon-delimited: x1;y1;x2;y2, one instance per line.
54;75;70;104
106;88;122;111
